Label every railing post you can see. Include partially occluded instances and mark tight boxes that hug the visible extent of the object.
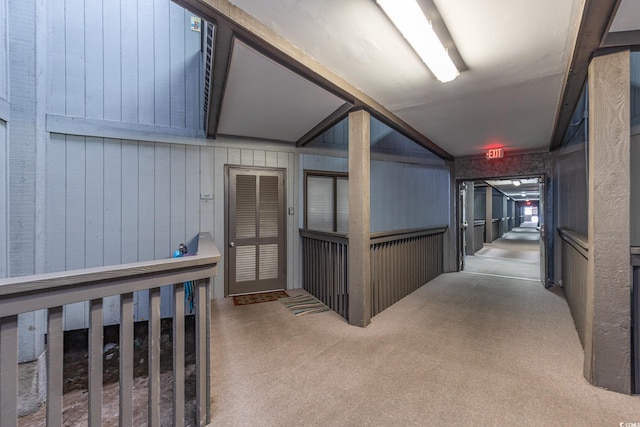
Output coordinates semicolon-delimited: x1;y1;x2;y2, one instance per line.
195;278;211;426
46;306;64;427
148;288;161;426
119;292;134;427
88;299;104;427
173;283;185;427
0;315;18;427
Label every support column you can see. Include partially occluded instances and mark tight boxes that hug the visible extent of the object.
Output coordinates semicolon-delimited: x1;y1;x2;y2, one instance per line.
502;195;508;236
485;186;493;243
348;109;371;327
464;182;475;255
585;50;631;393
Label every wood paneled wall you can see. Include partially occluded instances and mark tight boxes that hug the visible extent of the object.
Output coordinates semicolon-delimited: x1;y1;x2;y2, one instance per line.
47;0;203;131
46;134;214;329
300;154;450;233
632;133;640;246
0;0;6;102
556;146;588;235
0;120;6;279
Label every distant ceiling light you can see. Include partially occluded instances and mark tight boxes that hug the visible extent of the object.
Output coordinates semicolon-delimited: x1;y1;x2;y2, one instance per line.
521;192;526;197
376;0;459;83
512;180;521;186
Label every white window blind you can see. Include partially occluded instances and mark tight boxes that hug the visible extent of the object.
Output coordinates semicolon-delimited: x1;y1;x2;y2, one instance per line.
307;176;334;231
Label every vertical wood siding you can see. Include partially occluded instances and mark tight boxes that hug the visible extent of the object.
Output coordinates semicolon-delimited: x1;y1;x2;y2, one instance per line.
632;134;640;246
632;52;639;121
557;147;588;235
46;134;213;329
301;154;450;232
0;120;6;279
561;236;588;347
0;0;7;101
47;0;202;131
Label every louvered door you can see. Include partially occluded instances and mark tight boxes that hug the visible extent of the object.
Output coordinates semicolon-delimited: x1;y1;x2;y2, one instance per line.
226;167;286;295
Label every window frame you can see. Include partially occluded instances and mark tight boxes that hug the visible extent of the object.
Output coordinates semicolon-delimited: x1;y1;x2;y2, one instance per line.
303;170;348;233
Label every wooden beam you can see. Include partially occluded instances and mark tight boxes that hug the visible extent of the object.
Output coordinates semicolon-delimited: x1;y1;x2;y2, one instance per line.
549;0;621;150
603;30;640;48
296;102;352;147
173;0;453;160
206;22;235;138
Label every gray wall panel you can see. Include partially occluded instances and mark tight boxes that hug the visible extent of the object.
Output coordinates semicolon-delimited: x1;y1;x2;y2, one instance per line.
474;189;486;220
557;147;588;235
47;0;203;132
0;0;7;101
300;153;450;233
46;135;214;327
0;120;6;279
632;134;640;246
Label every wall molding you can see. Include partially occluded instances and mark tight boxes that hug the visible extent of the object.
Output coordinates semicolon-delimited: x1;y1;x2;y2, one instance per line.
46;114;209;146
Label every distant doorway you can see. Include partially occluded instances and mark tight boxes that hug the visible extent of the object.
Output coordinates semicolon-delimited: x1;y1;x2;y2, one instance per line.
225;166;287;296
457;175;547;286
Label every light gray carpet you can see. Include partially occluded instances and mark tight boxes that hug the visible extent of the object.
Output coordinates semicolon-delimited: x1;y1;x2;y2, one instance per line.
209;237;640;425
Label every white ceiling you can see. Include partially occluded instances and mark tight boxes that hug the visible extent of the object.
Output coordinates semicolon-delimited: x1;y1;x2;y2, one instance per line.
217;0;640;157
486;179;540;202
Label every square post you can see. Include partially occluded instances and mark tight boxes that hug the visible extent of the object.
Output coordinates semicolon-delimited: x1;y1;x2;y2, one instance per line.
586;49;631;393
348;109;371;327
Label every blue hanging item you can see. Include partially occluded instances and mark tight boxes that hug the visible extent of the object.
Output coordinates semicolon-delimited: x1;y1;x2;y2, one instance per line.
184;281;194;313
173;243;195;313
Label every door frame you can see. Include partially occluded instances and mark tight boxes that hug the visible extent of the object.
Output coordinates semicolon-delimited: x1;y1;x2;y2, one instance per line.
455;173;549;287
224;165;287;297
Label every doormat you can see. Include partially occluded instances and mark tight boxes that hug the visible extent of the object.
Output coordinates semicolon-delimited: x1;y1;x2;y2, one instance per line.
233;290;289;306
279;294;330;316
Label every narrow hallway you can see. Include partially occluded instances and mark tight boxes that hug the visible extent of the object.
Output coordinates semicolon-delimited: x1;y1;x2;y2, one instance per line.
464;223;541;281
209;231;640;425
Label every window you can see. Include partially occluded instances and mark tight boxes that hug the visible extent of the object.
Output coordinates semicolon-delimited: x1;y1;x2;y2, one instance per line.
304;171;349;233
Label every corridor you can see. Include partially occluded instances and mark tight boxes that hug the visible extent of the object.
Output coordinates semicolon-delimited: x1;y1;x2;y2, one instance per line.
209;229;640;425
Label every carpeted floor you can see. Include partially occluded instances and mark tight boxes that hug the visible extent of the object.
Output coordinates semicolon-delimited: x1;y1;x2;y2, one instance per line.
209;233;640;425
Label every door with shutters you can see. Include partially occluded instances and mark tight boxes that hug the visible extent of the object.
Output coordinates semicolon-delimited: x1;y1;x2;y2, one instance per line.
225;166;286;295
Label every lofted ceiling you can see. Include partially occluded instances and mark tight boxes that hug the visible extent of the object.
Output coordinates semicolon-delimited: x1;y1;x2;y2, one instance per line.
178;0;640;159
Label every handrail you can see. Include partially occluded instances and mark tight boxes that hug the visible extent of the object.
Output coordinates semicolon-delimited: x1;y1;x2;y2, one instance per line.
299;229;348;244
0;232;221;317
491;218;500;223
370;226;447;244
558;228;588;259
474;220;486;226
0;232;220;425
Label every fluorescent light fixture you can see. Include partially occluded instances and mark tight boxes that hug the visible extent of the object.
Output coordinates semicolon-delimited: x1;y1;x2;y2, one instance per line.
512;180;521;187
377;0;459;82
521;192;527;197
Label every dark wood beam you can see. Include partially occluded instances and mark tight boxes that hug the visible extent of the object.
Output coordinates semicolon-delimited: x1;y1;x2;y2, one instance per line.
173;0;453;160
205;22;234;138
549;0;621;150
603;30;640;48
296;102;352;147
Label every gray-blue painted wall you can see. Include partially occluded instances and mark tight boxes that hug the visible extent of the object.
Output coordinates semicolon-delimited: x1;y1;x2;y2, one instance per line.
300;153;450;233
47;0;203;132
556;146;588;235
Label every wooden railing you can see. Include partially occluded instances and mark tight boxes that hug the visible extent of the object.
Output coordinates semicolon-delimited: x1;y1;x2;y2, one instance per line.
300;226;447;320
370;227;446;317
300;230;349;319
473;221;485;252
0;232;220;427
558;228;588;347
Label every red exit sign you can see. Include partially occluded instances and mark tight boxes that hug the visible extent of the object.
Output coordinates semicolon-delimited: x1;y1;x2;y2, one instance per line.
486;148;504;160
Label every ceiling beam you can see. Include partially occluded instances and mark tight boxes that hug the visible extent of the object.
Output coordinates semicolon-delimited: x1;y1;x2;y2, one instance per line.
173;0;453;160
296;102;353;147
603;30;640;48
205;22;234;138
549;0;621;150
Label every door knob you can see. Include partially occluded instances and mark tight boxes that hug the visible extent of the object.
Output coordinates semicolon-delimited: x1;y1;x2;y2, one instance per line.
229;242;235;248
